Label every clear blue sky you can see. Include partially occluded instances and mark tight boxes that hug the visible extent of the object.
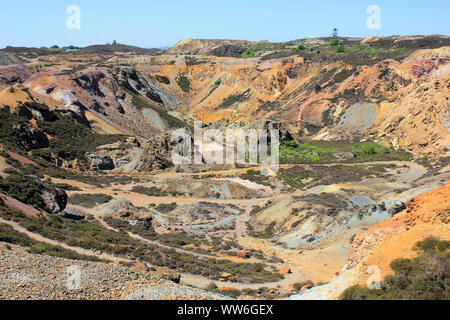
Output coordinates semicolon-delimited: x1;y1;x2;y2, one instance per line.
0;0;449;48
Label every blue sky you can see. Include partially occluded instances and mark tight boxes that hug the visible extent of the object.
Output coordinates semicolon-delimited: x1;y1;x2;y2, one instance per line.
0;0;449;48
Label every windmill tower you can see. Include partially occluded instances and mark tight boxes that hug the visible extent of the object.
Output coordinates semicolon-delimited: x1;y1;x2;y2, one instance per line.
333;28;339;38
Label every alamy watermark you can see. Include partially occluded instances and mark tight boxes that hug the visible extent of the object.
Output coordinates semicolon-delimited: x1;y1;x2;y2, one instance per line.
171;121;280;175
67;5;81;30
367;5;381;30
366;265;381;289
66;265;82;291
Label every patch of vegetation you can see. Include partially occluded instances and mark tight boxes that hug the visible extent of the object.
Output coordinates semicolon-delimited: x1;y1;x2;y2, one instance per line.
184;56;207;66
278;166;311;189
217;89;251;109
0;223;104;262
239;169;273;187
341;238;450;300
53;183;81;191
201;78;222;102
242;49;256;58
68;193;113;208
329;39;343;47
250;205;263;216
292;280;315;292
251;42;288;52
291;45;306;52
416;237;450;253
331;68;356;84
335;46;346;53
220;289;242;299
253;222;277;239
279;140;320;164
103;216;155;239
157;231;202;248
176;75;192;92
278;162;397;190
361;46;410;57
0;170;71;213
0;172;47;210
155;202;177;214
415;156;450;176
260;51;298;61
1;147;137;190
329;88;366;104
131;186;170;197
0;106;31;152
280;139;411;164
31;104;126;161
211;78;222;90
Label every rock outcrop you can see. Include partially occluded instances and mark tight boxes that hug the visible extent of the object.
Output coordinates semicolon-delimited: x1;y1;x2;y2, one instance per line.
12;124;49;151
41;182;68;214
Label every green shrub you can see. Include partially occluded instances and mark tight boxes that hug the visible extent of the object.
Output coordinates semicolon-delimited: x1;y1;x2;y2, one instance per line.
155;202;177;213
242;49;255;58
340;237;450;300
35;106;126;161
68;193;113;208
361;144;376;155
0;172;48;210
131;186;172;197
292;45;306;52
212;78;222;89
329;39;342;47
176;76;192;92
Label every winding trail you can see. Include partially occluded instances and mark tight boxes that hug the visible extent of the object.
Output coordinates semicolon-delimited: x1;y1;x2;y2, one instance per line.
0;217;130;263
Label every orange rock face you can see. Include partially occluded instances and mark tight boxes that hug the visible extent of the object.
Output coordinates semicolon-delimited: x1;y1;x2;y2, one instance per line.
348;182;450;280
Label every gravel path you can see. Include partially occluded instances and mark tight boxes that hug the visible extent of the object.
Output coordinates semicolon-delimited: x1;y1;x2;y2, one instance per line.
0;243;228;300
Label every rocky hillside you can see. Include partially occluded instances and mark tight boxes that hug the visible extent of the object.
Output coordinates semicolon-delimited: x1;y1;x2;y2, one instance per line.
348;181;449;276
1;36;448;158
290;182;449;300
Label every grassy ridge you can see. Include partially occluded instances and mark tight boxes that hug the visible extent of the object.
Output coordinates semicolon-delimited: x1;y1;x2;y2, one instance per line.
280;139;411;164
